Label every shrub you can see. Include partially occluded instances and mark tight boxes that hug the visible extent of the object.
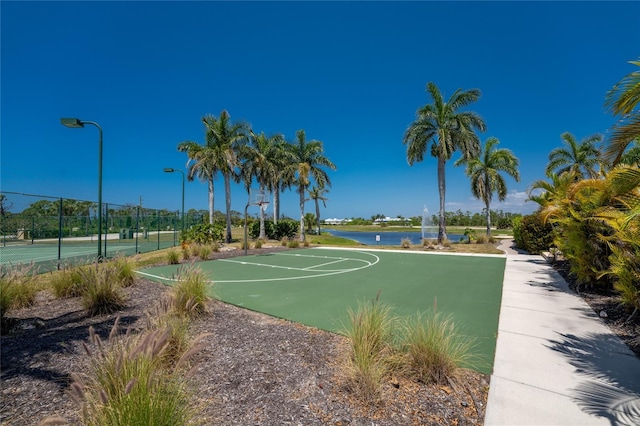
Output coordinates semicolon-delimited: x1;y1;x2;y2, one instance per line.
401;238;412;249
70;320;202;426
496;217;513;229
172;265;210;317
516;214;554;254
249;220;276;240
80;263;126;316
181;223;224;245
463;228;477;244
51;266;85;298
344;294;397;402
400;310;477;385
274;220;298;240
112;256;136;287
167;249;180;265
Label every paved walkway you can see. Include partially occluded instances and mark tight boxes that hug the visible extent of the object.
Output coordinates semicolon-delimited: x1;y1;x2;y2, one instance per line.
485;239;640;425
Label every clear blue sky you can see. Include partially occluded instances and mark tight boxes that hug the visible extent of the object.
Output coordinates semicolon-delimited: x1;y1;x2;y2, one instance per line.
2;1;638;219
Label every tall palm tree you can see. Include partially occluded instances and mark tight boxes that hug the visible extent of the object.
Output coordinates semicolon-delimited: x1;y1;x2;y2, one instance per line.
455;137;520;236
178;110;249;242
241;131;283;239
545;131;603;179
307;185;329;235
403;82;486;244
604;58;640;165
286;130;336;242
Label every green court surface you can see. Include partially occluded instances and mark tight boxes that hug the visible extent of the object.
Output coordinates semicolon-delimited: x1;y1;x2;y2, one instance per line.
139;247;506;374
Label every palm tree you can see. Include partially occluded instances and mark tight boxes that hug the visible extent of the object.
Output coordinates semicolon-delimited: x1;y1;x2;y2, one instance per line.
604;58;640;165
455;137;520;236
403;82;486;244
241;131;283;239
307;185;329;235
545;132;603;179
286;130;336;242
178;110;249;242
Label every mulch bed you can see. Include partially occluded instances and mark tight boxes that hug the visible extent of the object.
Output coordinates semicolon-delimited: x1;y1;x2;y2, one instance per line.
1;247;489;425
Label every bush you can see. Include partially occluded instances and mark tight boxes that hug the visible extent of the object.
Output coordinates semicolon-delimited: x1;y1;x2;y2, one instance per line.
181;223;224;245
249;219;298;240
496;217;513;229
167;249;180;265
51;266;85;298
80;263;126;316
515;214;554;254
400;310;477;385
172;265;210;317
249;220;275;239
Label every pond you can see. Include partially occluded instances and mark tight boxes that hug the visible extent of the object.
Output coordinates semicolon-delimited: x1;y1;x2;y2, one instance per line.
324;229;465;246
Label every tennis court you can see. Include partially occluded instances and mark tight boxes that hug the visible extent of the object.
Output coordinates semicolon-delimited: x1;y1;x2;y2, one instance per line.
140;247;506;374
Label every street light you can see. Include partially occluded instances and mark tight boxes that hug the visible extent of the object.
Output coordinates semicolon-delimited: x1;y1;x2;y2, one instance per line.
61;118;104;260
163;168;185;234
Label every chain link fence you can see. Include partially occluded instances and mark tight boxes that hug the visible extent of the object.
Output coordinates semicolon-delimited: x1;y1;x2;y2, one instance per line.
0;191;205;273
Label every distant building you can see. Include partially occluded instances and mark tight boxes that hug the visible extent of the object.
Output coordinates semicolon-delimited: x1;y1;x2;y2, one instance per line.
324;218;352;225
373;217;402;223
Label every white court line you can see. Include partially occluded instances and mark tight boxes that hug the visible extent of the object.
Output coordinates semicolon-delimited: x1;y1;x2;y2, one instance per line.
136;249;380;284
302;257;351;270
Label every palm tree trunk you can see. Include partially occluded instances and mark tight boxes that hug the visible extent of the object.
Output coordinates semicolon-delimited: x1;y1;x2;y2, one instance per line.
273;182;280;224
485;201;492;236
299;186;305;242
437;156;447;244
315;199;321;235
208;177;214;225
259;185;266;240
224;173;232;243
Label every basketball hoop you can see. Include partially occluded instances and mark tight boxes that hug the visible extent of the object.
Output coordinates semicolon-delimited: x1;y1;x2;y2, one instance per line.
244;188;271;256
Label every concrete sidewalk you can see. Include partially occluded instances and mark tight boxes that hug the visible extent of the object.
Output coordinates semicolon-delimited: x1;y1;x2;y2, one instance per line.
485;239;640;425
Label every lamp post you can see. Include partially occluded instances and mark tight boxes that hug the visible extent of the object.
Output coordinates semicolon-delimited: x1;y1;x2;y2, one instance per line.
163;168;185;234
61;118;103;260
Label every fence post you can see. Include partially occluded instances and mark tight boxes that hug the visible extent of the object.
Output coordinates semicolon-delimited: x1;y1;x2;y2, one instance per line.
135;206;139;253
58;198;63;269
31;216;35;244
104;203;108;258
157;210;160;250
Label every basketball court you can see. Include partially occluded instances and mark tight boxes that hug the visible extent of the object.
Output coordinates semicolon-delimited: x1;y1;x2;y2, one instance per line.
140;247;506;374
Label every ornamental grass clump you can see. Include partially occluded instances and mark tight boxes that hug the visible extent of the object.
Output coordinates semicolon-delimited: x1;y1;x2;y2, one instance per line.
0;263;38;320
344;293;398;402
80;263;126;316
69;319;203;426
401;238;412;249
401;310;477;385
167;249;180;265
197;244;212;260
172;265;210;317
51;265;85;298
111;256;136;287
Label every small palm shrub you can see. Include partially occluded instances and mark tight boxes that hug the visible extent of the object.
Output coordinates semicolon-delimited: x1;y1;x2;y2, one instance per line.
167;249;180;265
400;310;477;385
70;320;202;426
0;263;38;321
172;265;210;317
51;266;85;297
198;244;211;260
344;294;397;402
112;256;136;287
80;263;126;316
401;238;412;249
